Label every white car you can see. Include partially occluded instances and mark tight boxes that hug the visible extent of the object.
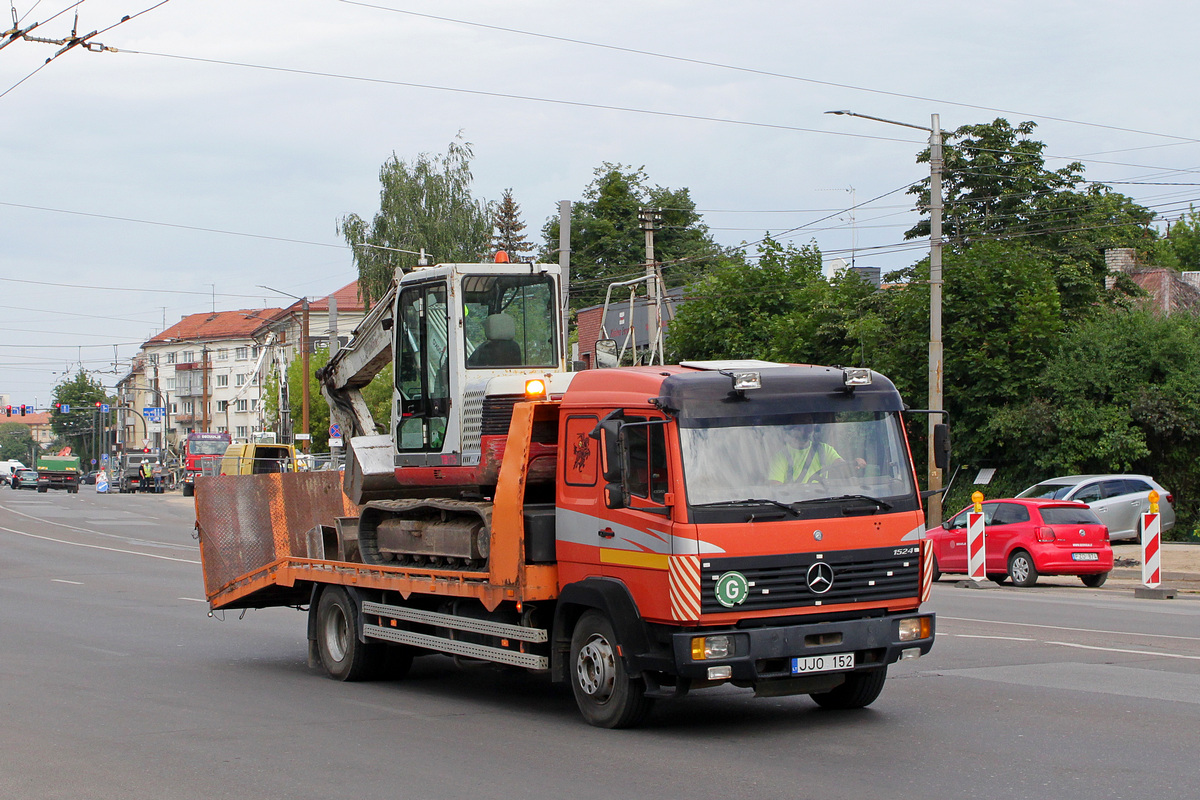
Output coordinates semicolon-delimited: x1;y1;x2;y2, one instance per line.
1017;474;1175;542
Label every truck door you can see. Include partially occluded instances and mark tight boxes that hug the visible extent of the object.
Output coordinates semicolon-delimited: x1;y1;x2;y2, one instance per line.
396;280;451;454
597;416;677;623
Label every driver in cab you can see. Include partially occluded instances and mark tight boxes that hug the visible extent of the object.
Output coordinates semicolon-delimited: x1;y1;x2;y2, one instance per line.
766;423;864;484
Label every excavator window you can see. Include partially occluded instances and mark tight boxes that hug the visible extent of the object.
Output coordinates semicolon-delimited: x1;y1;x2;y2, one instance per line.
462;274;557;369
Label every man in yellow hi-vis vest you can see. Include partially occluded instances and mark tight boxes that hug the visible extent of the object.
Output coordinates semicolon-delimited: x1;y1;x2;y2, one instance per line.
766;423;863;484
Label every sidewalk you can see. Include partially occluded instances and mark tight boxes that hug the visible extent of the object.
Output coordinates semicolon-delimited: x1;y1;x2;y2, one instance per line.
1106;543;1200;593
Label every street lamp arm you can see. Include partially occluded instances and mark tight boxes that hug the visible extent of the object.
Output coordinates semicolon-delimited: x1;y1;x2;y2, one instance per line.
825;109;932;133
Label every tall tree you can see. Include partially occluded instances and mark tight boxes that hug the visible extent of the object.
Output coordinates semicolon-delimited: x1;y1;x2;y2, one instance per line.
906;118;1158;317
490;188;534;260
541;163;727;309
50;370;109;465
339;137;493;306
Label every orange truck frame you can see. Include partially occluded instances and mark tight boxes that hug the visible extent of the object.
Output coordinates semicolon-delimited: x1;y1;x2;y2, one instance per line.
197;360;938;728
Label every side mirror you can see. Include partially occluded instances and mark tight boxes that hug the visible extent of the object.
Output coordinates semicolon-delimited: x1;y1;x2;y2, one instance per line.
603;481;626;510
599;419;623;482
595;338;619;369
933;423;950;471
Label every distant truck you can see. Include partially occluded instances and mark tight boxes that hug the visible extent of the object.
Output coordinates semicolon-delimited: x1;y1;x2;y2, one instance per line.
181;432;232;497
36;453;81;493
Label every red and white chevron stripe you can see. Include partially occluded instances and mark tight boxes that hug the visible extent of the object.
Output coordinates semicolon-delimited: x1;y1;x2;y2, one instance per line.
669;555;701;621
920;539;934;602
1142;512;1161;588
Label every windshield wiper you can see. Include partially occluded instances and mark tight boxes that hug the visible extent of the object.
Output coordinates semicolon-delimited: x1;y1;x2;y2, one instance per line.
791;494;893;512
694;498;800;517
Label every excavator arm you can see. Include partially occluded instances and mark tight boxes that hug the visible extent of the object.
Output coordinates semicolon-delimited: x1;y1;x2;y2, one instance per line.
316;281;397;441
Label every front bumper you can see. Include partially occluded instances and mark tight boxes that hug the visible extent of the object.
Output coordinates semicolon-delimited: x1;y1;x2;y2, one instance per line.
670;611;935;682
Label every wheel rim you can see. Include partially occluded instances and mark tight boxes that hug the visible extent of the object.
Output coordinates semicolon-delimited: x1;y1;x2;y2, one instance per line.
575;633;616;702
324;605;350;662
1011;556;1030;583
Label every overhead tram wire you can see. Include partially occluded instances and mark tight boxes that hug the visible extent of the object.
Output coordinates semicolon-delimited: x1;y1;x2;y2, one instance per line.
338;0;1200;147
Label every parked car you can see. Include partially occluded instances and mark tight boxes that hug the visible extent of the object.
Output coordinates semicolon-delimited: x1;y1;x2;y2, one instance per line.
80;470;100;485
10;468;39;490
930;498;1113;587
1016;474;1174;542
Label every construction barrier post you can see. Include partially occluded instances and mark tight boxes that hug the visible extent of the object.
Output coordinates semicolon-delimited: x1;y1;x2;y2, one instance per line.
967;490;986;583
1141;490;1162;589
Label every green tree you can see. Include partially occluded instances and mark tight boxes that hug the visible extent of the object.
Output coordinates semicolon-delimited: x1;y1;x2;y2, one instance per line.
667;237;824;361
542;163;727;309
491;188;534;260
1159;206;1200;269
265;351;394;451
0;421;35;462
906;118;1158;317
983;308;1200;538
50;370;110;465
339;137;493;306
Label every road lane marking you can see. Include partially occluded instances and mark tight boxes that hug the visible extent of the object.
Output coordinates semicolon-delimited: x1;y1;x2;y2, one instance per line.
0;525;200;564
52;579;83;585
179;597;207;603
941;615;1200;643
1047;641;1200;661
0;502;198;552
954;634;1035;641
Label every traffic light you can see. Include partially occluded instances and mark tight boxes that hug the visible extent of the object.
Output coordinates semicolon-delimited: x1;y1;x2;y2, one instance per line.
4;405;10;417
19;404;26;416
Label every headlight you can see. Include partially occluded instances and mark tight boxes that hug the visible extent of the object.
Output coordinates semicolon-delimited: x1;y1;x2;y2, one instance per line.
691;634;731;660
898;616;932;641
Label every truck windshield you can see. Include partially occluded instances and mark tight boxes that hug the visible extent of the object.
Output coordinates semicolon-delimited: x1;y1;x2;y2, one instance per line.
188;440;229;456
678;411;916;511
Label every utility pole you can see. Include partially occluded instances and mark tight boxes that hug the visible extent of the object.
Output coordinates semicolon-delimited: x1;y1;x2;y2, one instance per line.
639;207;663;365
558;200;572;365
301;297;310;453
201;346;210;432
825;109;946;527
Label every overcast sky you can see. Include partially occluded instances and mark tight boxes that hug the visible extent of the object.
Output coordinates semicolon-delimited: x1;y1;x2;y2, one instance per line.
3;0;1198;405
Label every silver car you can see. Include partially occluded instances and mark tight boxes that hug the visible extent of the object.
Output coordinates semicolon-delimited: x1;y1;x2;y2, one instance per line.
1017;474;1175;542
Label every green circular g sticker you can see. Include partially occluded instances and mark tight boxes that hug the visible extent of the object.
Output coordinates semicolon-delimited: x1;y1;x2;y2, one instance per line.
715;571;749;608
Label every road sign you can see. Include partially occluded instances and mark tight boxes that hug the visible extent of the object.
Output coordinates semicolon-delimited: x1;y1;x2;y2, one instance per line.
294;433;311;441
329;423;341;438
100;404;110;413
60;404;70;414
329;437;344;448
144;406;165;423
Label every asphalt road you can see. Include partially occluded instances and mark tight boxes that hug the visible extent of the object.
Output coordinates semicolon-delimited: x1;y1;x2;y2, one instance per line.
2;488;1197;799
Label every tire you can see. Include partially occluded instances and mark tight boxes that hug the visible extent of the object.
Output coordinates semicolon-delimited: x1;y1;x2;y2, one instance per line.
810;666;888;710
569;610;653;729
1081;572;1109;588
1008;550;1039;587
37;486;47;493
182;483;194;497
315;586;383;681
931;557;942;582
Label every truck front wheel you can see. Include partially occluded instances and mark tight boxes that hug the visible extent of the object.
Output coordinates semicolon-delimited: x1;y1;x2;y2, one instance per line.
315;586;382;681
569;610;652;728
810;666;888;710
182;483;194;497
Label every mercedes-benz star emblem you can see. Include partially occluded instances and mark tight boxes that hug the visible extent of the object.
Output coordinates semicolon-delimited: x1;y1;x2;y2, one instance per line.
806;561;835;594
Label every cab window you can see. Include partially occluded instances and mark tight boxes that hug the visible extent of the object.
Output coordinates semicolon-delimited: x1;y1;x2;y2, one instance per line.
621;417;669;506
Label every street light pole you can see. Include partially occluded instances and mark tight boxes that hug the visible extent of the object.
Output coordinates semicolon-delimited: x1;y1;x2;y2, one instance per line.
260;285;310;451
826;110;945;527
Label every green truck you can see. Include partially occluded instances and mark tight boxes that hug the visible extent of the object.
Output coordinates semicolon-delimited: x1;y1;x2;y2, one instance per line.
36;454;81;494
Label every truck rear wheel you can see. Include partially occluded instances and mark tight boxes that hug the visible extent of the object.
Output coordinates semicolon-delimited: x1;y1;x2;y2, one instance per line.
810;666;888;710
182;483;194;498
569;610;652;728
315;586;382;681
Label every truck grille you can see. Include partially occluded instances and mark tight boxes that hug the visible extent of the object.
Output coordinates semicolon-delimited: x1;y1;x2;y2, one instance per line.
700;545;920;615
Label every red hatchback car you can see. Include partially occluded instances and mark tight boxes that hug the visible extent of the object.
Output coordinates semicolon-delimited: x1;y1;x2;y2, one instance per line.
929;498;1113;587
